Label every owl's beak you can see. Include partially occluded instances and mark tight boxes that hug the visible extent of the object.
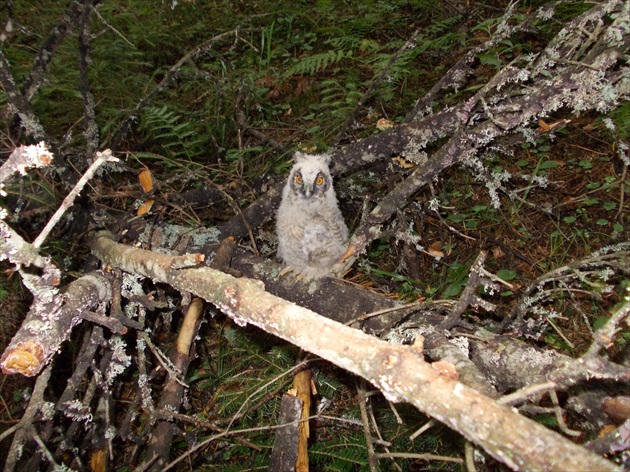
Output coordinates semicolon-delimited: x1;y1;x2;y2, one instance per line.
304;185;313;199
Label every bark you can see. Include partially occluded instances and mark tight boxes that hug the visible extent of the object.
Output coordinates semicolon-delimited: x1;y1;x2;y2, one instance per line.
0;49;47;140
21;1;83;101
270;394;302;472
145;298;204;471
423;332;499;399
469;329;630;393
89;231;620;471
228;249;400;333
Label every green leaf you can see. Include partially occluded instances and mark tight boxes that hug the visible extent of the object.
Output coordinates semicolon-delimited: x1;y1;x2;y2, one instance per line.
592;317;609;330
603;201;616;211
496;269;517;281
538;160;560;170
443;281;464;298
578;159;593;169
447;214;467;223
563;216;576;223
465;219;479;228
596;218;608;225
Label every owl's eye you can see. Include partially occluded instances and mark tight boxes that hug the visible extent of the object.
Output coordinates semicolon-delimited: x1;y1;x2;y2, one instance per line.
294;173;303;185
315;176;324;186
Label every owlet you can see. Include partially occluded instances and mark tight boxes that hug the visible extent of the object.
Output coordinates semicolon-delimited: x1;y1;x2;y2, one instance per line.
276;152;348;279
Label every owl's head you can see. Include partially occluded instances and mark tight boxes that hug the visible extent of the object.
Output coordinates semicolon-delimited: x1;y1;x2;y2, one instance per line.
288;152;333;199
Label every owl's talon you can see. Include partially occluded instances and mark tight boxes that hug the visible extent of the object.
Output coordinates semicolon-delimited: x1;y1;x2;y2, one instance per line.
279;266;294;277
279;266;309;281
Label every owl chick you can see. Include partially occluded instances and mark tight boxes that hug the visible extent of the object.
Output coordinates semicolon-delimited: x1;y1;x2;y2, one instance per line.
276;152;348;279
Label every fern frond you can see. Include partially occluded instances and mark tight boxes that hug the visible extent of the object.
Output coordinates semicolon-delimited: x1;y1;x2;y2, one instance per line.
286;49;353;76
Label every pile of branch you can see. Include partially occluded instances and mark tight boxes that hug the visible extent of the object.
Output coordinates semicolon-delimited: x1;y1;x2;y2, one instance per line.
0;0;628;470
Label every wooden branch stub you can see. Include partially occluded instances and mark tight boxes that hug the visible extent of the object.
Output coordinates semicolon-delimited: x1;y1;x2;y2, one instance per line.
0;340;45;377
270;393;302;472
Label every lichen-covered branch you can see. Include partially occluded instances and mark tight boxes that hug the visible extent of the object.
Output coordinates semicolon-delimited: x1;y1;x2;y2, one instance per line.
503;244;630;335
0;142;53;193
32;149;119;248
89;231;619;471
21;0;83;101
335;0;629;271
145;298;204;470
0;49;47;140
0;271;113;376
78;0;99;157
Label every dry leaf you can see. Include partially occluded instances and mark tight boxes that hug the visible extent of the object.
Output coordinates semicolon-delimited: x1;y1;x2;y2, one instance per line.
392;156;416;169
491;246;505;259
538;118;570;132
138;168;153;193
137;199;155;216
376;118;395;130
427;241;445;258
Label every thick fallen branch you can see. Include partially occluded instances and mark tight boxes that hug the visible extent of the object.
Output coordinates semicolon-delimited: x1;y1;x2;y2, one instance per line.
90;230;619;471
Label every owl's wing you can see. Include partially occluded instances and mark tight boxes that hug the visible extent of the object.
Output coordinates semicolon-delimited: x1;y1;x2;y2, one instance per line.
302;215;348;264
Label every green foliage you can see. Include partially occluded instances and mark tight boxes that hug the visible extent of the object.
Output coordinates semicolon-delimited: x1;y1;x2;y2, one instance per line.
315;371;344;399
0;280;8;302
608;101;630;140
286;49;354;76
442;262;470;298
137;105;208;161
205;326;298;421
310;434;369;470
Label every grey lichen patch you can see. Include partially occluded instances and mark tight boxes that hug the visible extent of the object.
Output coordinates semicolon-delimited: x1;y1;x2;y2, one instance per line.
452;336;470;356
106;336;132;386
253;261;278;280
82;272;113;301
406;125;435;145
361;152;379;163
141;224;221;255
306;279;323;295
402;141;429;166
25;319;50;335
62;399;93;423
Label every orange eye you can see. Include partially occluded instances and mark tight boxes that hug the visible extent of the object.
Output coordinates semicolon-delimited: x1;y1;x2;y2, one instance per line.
315;176;324;186
294;173;303;185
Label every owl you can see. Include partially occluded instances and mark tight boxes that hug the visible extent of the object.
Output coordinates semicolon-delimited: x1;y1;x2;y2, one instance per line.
276;152;349;279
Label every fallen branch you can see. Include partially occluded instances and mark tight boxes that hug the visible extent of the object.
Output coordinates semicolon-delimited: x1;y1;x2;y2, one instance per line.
145;298;204;471
89;230;620;471
0;271;113;376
